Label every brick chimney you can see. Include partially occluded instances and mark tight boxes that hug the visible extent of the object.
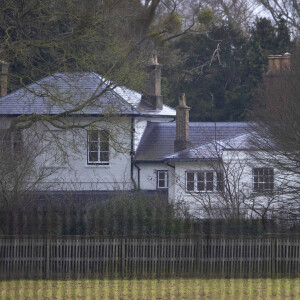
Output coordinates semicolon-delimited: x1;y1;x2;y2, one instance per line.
141;54;163;109
174;93;191;152
266;53;291;76
0;61;9;97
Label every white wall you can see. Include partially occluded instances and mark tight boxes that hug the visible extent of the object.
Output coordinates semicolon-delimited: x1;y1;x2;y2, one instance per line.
30;117;133;191
170;150;286;219
133;162;175;191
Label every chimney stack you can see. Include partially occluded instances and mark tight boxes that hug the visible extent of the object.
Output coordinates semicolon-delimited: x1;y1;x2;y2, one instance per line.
174;93;191;152
141;53;163;109
267;53;291;76
0;61;9;97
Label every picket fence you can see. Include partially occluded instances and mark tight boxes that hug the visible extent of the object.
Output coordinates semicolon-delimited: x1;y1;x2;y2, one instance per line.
0;237;300;278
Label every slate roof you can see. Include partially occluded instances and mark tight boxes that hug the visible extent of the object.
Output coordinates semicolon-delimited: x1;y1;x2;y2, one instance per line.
134;122;252;162
0;72;176;117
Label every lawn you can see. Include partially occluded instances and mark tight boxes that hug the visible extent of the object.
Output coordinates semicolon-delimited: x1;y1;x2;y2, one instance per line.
0;278;300;299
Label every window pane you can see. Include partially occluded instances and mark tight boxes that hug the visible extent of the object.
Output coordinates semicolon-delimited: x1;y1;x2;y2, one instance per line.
206;181;213;191
187;172;194;181
206;172;213;181
89;151;98;162
158;180;165;188
89;141;98;151
206;172;214;191
13;131;22;153
89;131;98;141
159;172;165;180
100;151;109;162
217;172;224;191
197;173;204;182
197;181;205;191
187;181;194;191
186;172;194;191
100;141;109;151
100;130;109;142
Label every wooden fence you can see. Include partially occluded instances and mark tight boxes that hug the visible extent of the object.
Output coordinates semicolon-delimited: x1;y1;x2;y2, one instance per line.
0;237;300;278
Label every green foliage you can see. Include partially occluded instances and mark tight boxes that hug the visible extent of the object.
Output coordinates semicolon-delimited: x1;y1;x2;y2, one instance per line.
0;192;193;236
163;17;294;121
198;9;214;26
88;192;192;235
162;13;182;33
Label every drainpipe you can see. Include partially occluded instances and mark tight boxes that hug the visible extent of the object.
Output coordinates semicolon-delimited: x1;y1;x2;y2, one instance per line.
133;162;141;190
130;118;136;189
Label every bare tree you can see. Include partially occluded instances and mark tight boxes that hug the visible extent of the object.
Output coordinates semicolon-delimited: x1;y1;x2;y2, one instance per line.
257;0;300;33
171;126;284;231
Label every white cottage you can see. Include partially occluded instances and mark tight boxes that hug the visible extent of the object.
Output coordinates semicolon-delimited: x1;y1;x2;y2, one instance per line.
0;55;293;217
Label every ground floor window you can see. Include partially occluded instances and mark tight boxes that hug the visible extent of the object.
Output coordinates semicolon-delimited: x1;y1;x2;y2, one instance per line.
186;171;224;192
253;168;274;192
0;130;22;154
157;170;168;189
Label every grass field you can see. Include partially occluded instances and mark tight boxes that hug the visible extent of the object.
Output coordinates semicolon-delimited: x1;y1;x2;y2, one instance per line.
0;278;300;299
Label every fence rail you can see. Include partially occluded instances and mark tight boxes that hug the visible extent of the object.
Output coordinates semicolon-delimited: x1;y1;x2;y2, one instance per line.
1;237;300;278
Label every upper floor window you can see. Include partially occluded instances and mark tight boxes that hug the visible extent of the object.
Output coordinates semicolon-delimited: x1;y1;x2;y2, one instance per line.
186;171;224;193
253;168;274;192
157;170;168;189
87;130;109;165
0;130;22;155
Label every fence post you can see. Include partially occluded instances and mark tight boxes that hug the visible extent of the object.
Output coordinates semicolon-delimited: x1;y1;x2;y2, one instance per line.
121;237;125;278
272;239;276;275
46;238;50;279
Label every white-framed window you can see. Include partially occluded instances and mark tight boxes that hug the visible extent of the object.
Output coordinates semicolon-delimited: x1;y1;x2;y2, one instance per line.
0;130;22;154
186;171;224;192
87;130;109;165
157;170;168;189
253;168;274;192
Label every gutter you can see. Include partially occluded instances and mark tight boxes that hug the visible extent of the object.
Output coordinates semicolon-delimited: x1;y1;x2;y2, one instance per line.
166;161;175;169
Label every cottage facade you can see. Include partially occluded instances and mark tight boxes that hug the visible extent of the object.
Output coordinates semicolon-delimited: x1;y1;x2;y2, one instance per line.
0;55;293;217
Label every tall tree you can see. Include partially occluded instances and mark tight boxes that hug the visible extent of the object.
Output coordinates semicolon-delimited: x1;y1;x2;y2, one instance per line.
257;0;300;33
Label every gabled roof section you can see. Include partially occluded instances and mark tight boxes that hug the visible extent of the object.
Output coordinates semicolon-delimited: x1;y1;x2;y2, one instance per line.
0;72;175;117
113;86;176;117
166;132;254;162
134;122;252;162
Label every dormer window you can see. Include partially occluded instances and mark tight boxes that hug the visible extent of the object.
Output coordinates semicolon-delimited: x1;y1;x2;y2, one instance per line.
87;130;109;165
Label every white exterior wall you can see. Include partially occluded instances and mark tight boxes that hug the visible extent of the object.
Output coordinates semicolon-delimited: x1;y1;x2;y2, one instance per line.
4;115;175;192
28;117;133;191
133;163;175;191
170;150;297;218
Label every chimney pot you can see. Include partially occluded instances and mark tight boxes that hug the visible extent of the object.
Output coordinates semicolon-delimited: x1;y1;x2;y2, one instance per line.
267;54;290;76
142;54;163;109
174;94;191;152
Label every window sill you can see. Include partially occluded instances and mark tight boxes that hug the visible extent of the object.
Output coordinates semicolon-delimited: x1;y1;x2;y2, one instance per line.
185;190;221;194
85;164;110;168
251;191;275;196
